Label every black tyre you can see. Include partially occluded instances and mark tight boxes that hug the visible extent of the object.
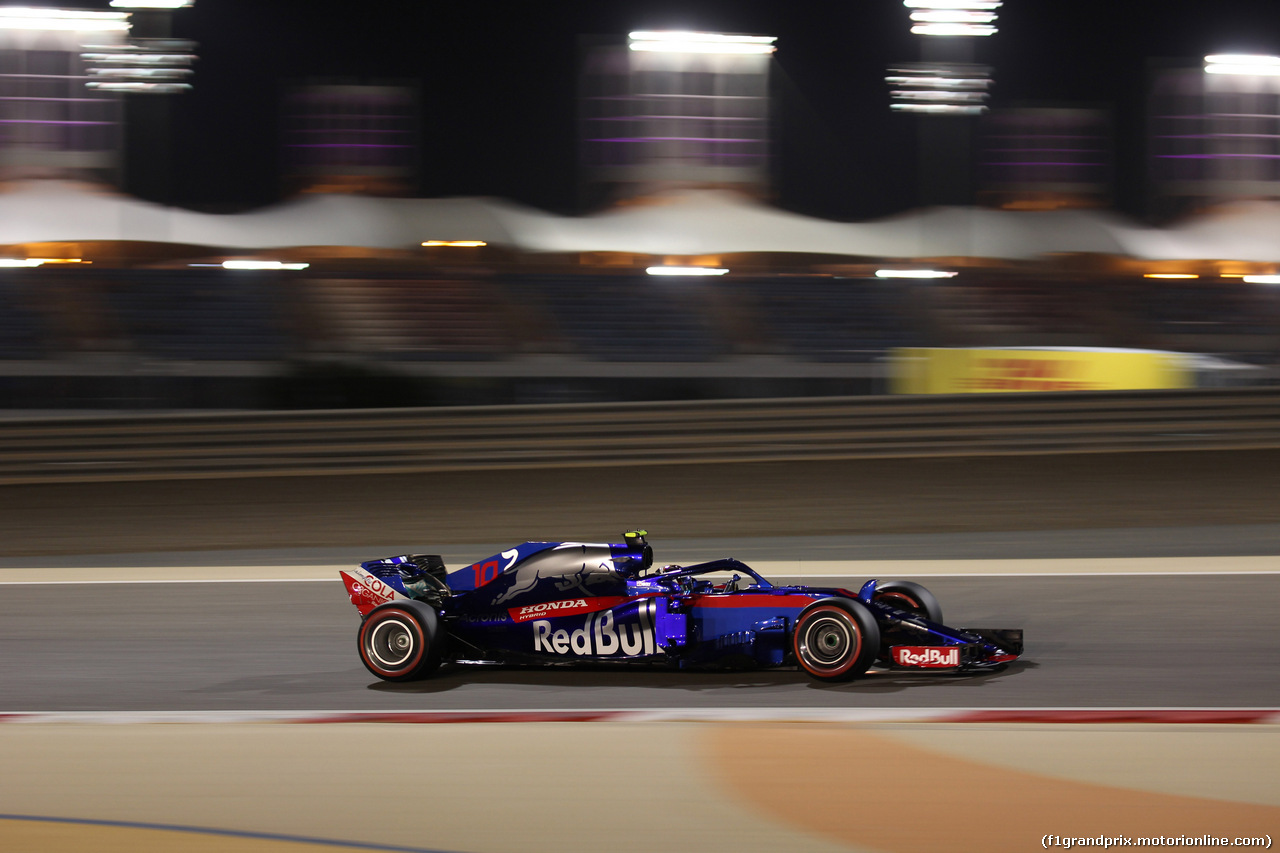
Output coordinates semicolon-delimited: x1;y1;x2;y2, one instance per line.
872;580;943;624
792;598;881;682
357;600;442;682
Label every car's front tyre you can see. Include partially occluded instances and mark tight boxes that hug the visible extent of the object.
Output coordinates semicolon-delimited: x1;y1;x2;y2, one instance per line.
872;580;943;624
792;599;880;682
357;601;441;682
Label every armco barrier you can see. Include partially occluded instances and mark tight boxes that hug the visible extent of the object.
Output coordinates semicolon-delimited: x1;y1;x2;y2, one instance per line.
0;388;1278;485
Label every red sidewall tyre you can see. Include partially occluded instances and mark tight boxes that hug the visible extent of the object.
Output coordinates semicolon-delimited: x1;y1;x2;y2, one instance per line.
792;599;880;682
358;602;439;682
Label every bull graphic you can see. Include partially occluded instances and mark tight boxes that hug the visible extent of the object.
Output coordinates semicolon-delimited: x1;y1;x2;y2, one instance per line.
490;559;618;607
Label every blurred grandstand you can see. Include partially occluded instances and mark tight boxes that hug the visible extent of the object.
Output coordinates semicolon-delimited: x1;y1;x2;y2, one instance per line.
1;179;1279;410
0;237;1276;410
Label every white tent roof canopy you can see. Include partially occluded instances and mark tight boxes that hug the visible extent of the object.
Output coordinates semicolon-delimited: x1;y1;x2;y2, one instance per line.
1;180;1276;263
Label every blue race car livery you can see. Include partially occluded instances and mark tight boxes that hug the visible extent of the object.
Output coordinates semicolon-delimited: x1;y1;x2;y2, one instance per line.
341;531;1023;683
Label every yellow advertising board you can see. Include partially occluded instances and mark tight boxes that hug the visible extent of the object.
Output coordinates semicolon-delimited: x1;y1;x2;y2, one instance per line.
891;348;1192;395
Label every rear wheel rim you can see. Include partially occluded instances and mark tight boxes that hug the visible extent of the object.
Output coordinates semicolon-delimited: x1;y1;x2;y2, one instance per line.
367;616;416;669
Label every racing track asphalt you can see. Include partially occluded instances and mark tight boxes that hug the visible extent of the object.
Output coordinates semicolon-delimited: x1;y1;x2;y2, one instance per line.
2;564;1277;712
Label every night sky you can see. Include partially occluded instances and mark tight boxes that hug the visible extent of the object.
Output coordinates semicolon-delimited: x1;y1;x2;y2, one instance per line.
72;0;1280;219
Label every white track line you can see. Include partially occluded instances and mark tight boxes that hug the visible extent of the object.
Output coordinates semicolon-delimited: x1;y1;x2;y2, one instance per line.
793;570;1280;578
1;556;1277;584
0;577;341;585
1;708;1278;725
3;571;1280;585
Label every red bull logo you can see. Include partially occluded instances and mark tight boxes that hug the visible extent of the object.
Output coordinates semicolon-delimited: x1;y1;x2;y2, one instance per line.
531;600;657;658
892;646;960;668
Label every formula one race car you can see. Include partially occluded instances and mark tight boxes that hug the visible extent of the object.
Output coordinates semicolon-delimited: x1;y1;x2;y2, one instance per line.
341;531;1023;683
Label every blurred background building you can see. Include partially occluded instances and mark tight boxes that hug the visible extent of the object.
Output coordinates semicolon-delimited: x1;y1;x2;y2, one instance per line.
281;83;418;197
978;107;1111;209
579;31;775;206
0;6;128;185
1149;55;1280;218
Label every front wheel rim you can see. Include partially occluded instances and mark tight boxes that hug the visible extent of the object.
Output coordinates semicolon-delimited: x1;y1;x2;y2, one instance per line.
798;612;860;673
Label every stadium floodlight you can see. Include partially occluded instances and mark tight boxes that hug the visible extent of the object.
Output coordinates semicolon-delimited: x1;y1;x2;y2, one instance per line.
1243;274;1280;284
892;90;988;102
87;81;190;92
885;75;990;88
891;104;986;114
875;269;957;278
82;39;197;94
645;266;730;276
911;23;997;36
221;260;310;271
628;31;776;55
910;10;997;23
0;7;130;31
886;62;992;115
82;51;196;66
1204;55;1280;76
905;0;1000;7
904;0;1001;36
87;66;190;79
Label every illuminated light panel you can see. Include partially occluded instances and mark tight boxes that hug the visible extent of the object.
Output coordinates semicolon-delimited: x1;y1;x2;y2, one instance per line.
88;67;192;78
892;90;989;102
87;82;191;93
628;31;776;55
1204;55;1280;76
887;62;992;114
911;23;997;36
82;52;196;66
629;31;775;44
421;240;487;248
0;259;45;268
110;1;193;7
904;0;1000;8
220;260;310;271
82;39;197;94
1144;273;1198;279
875;269;958;279
892;103;987;115
910;10;997;23
0;7;130;31
886;76;991;88
1243;275;1280;284
28;258;88;265
645;266;730;276
904;0;1000;34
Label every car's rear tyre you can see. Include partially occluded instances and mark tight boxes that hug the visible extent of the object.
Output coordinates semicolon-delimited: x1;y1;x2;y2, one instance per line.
873;580;943;624
358;601;441;682
792;599;880;682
